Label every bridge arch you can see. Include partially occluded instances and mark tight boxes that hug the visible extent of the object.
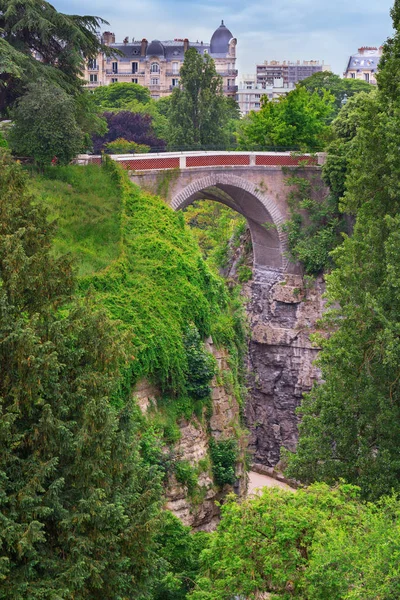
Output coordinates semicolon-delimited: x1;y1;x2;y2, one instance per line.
170;173;289;272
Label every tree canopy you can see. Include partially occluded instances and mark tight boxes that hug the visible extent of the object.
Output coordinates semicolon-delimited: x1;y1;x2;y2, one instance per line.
167;48;230;149
286;0;400;500
0;0;112;114
298;71;373;119
0;150;163;597
237;86;334;150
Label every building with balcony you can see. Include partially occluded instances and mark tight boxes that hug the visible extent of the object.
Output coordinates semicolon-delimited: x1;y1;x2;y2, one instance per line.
343;46;383;84
84;21;237;99
256;60;330;89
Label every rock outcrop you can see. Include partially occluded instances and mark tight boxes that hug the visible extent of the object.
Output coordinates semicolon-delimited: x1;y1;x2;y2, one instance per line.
244;269;325;467
134;340;247;531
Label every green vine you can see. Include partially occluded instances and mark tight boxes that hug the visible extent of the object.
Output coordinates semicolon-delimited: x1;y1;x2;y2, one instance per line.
155;167;180;198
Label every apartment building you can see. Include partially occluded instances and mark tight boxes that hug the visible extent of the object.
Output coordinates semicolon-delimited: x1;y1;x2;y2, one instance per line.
84;21;237;99
343;46;383;84
256;60;329;89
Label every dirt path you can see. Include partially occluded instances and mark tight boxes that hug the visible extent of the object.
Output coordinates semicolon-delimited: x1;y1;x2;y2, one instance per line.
247;471;295;495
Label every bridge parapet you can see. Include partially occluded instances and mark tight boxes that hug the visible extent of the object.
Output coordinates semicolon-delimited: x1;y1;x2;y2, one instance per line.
76;151;325;171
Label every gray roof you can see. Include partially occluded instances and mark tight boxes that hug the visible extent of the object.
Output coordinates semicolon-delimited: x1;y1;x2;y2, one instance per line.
347;51;381;71
210;20;234;54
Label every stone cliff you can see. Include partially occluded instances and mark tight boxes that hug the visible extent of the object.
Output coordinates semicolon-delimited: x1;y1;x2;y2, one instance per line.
135;339;247;531
244;269;325;467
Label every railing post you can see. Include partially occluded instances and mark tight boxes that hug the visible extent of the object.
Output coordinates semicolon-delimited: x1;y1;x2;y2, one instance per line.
250;153;256;166
179;155;186;169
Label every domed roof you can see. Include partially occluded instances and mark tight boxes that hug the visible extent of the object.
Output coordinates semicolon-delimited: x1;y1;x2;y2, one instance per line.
147;40;165;57
210;20;233;54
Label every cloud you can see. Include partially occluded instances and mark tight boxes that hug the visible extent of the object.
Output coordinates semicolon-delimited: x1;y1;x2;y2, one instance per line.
53;0;394;75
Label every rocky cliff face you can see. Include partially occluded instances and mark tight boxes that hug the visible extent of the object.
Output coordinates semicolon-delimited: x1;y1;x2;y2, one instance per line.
244;269;325;467
134;339;247;531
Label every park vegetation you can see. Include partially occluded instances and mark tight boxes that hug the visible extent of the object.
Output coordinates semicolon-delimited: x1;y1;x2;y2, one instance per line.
3;0;400;598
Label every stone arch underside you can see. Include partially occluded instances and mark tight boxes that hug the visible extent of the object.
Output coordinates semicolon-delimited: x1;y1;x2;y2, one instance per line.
170;173;290;272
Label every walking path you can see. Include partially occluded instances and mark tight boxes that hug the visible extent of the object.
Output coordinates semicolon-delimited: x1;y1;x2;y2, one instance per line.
247;471;295;495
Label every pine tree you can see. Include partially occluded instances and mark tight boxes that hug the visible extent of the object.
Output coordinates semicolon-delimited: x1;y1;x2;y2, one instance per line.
0;150;162;598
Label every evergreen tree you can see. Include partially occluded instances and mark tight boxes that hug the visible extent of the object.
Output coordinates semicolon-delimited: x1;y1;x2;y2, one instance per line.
167;48;228;149
286;0;400;499
0;150;162;598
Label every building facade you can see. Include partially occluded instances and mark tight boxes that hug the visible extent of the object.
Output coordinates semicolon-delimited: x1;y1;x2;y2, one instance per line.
256;60;329;89
84;21;237;99
343;46;383;84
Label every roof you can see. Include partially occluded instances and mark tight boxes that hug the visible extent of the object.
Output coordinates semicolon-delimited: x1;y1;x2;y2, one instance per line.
210;20;234;54
346;49;382;72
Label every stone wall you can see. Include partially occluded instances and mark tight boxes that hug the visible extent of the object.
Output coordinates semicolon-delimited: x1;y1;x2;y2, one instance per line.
244;269;325;467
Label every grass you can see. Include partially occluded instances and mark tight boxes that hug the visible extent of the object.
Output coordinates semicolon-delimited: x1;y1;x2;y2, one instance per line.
33;164;122;276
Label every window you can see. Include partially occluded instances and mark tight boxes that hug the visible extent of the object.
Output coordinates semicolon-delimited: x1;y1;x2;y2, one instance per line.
132;78;138;84
350;73;355;79
132;62;138;74
364;72;370;82
151;77;159;85
150;62;160;73
111;78;118;83
172;78;179;87
88;59;97;70
89;74;97;82
112;62;118;73
255;94;260;99
172;62;179;74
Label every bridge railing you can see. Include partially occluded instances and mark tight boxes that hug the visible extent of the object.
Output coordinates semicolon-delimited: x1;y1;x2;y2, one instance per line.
74;151;326;171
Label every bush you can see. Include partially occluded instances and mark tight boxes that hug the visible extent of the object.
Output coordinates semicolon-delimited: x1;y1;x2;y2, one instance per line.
175;460;198;494
104;137;150;154
209;438;238;487
184;324;217;398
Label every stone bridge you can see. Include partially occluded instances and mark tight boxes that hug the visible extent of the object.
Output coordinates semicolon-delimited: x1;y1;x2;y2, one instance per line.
81;151;325;274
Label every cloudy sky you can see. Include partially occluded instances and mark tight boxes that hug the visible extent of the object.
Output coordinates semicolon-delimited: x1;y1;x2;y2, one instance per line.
54;0;394;76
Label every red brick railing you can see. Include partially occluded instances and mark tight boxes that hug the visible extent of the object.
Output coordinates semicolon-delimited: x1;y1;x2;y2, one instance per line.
74;151;324;171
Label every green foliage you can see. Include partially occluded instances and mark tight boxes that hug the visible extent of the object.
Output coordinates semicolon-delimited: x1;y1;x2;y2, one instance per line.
209;438;238;487
105;137;150;154
0;149;162;598
287;1;400;499
8;81;84;166
167;48;228;148
175;460;199;495
237;264;252;283
298;71;373;119
92;82;152;108
0;0;111;115
237;86;334;150
34;163;122;276
0;130;8;148
153;511;210;600
190;483;400;600
184;324;216;399
282;171;347;275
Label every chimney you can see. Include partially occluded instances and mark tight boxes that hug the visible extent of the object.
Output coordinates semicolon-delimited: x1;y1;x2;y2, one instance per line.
141;38;148;56
123;36;129;45
184;38;189;52
102;31;115;45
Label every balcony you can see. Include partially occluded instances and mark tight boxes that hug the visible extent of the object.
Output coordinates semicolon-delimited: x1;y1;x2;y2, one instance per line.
87;66;99;71
149;84;162;91
223;85;238;93
106;70;145;76
218;69;238;77
85;80;102;86
166;71;180;77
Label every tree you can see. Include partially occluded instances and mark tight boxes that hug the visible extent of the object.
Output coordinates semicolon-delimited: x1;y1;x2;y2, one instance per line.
92;111;166;153
286;0;400;500
167;48;228;149
298;71;373;119
190;484;400;600
237;86;334;150
0;149;162;597
0;0;111;114
8;81;84;167
92;82;152;109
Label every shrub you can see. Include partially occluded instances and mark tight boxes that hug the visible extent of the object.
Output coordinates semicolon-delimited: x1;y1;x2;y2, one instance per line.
175;460;198;494
104;137;150;154
209;438;238;487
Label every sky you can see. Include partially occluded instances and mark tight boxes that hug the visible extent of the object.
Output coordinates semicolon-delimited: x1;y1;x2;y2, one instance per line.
54;0;394;76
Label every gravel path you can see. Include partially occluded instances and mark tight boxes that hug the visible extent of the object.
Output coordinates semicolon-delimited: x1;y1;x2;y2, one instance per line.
247;471;295;495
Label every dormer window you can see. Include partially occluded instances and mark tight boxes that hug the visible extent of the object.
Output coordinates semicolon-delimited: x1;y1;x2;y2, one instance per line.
151;63;160;73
